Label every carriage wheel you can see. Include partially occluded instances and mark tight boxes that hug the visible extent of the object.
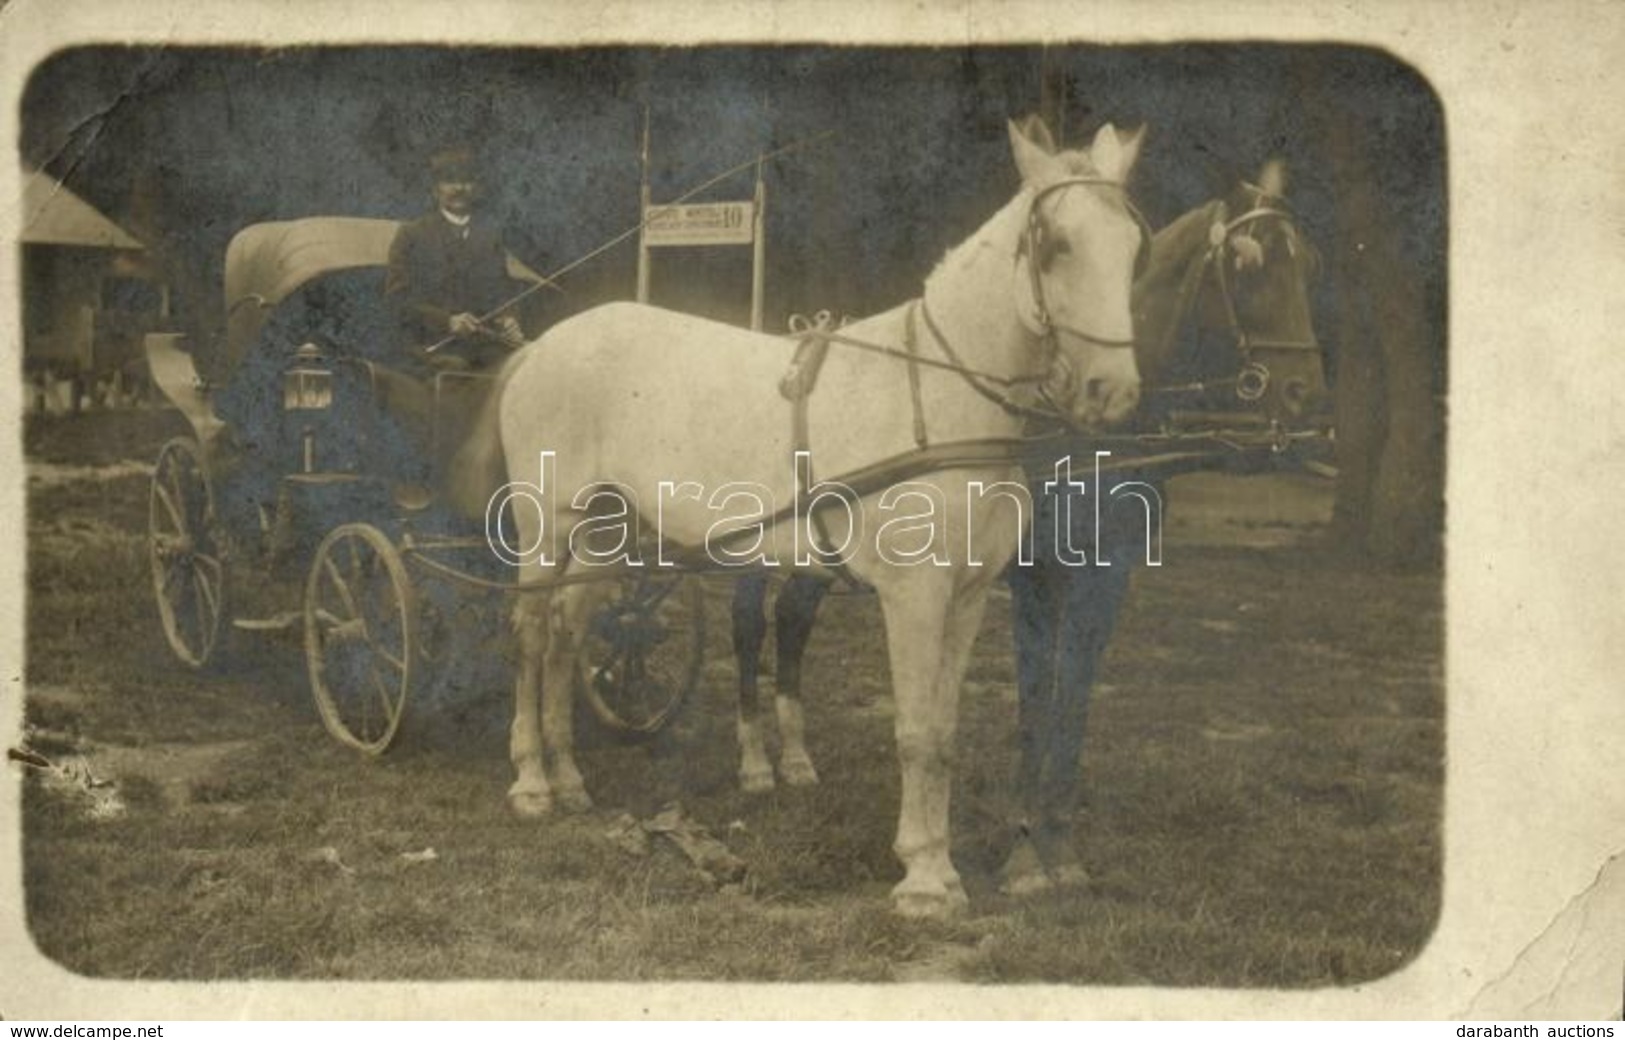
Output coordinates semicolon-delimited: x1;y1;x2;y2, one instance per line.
304;523;417;755
148;437;229;668
578;574;706;741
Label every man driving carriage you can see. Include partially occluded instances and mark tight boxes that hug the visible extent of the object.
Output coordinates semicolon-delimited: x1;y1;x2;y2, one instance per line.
371;146;535;481
384;146;525;375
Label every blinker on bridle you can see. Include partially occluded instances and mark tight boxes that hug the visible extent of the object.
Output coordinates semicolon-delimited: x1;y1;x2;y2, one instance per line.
1205;196;1321;403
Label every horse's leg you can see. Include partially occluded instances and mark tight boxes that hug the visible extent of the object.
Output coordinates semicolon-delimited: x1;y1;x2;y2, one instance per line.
773;573;830;787
1004;546;1064;894
540;580;610;814
878;570;968;917
1033;550;1135;883
508;591;554;817
922;583;994;907
730;573;775;793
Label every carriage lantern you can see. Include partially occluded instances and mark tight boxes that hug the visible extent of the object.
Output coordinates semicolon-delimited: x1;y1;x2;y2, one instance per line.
283;343;333;473
283;343;333;411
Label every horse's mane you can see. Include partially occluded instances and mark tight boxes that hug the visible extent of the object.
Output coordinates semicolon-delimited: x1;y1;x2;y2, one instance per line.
932;148;1118;279
1132;200;1225;380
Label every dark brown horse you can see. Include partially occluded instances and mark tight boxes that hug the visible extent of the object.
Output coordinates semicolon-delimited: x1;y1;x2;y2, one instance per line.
1001;159;1327;892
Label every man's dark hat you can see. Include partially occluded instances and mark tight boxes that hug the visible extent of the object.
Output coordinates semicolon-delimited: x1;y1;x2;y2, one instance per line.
429;147;479;183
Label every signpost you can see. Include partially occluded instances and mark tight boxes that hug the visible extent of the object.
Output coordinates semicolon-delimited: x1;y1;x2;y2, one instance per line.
643;201;756;246
636;114;768;331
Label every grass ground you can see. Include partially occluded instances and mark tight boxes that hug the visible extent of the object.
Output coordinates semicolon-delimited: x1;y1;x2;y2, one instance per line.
18;411;1442;984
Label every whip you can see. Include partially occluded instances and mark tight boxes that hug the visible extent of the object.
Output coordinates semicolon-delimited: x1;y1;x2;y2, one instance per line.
424;130;837;354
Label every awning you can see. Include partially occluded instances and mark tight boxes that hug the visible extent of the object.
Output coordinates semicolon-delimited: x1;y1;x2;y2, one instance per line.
20;168;146;250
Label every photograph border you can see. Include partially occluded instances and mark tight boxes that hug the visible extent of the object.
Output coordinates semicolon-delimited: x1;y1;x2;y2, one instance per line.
2;0;1621;1020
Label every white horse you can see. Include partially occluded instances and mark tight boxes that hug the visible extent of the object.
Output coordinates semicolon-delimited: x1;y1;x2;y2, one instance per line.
455;117;1144;917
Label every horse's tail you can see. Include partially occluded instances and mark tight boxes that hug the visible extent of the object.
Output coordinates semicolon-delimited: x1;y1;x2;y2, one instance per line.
446;357;516;523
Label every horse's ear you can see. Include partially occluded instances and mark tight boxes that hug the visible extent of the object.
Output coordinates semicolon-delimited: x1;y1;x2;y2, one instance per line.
1118;124;1147;181
1021;114;1057;154
1088;122;1144;183
1009;117;1057;182
1258;158;1288;197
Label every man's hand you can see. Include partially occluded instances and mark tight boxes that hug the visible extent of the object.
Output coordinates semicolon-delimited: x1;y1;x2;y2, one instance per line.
494;315;524;347
448;312;483;337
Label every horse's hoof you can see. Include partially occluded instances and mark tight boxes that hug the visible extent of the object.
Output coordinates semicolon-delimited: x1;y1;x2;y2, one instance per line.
1050;862;1090;888
1033;829;1089;887
1000;868;1054;897
779;756;819;787
508;790;553;818
999;839;1053;896
892;888;968;920
739;767;775;794
555;785;594;814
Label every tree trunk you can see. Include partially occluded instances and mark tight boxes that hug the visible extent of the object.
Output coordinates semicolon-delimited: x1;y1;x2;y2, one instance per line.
1329;250;1387;552
1300;59;1445;567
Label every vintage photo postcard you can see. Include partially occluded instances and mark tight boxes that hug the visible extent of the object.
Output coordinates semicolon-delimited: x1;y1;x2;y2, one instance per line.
2;0;1621;1021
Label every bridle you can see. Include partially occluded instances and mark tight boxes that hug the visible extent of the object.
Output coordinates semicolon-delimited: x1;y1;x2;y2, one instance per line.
1201;186;1321;402
793;177;1158;434
1019;177;1153;352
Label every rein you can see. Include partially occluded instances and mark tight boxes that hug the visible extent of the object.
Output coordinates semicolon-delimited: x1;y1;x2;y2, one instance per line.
783;190;1322;424
780;314;1041;390
776;177;1156;433
897;176;1156;430
916;298;1060;425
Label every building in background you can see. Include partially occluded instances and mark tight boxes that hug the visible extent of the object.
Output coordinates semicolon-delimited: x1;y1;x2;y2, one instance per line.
21;166;168;411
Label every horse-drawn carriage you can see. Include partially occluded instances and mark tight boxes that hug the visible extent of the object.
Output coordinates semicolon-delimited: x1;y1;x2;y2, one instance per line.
144;120;1334;915
144;216;705;755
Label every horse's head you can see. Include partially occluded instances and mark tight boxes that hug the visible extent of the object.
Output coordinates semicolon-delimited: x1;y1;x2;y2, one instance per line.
1201;161;1328;421
1008;117;1147;431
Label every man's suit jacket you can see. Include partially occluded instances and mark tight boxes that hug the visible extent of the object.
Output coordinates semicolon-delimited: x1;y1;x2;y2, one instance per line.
384;211;517;357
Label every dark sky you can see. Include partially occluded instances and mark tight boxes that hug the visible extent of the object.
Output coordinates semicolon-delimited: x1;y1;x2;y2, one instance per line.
20;44;1443;355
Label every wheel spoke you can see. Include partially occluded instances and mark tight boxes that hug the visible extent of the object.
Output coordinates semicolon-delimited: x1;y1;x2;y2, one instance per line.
370;669;400;719
642;578;678;610
166;459;191;527
192;572;215;651
151;480;185;534
321;555;363;623
346;537;366;592
193;565;220;617
148;441;231;670
307;526;414;755
376;645;407;673
313;607;347;629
